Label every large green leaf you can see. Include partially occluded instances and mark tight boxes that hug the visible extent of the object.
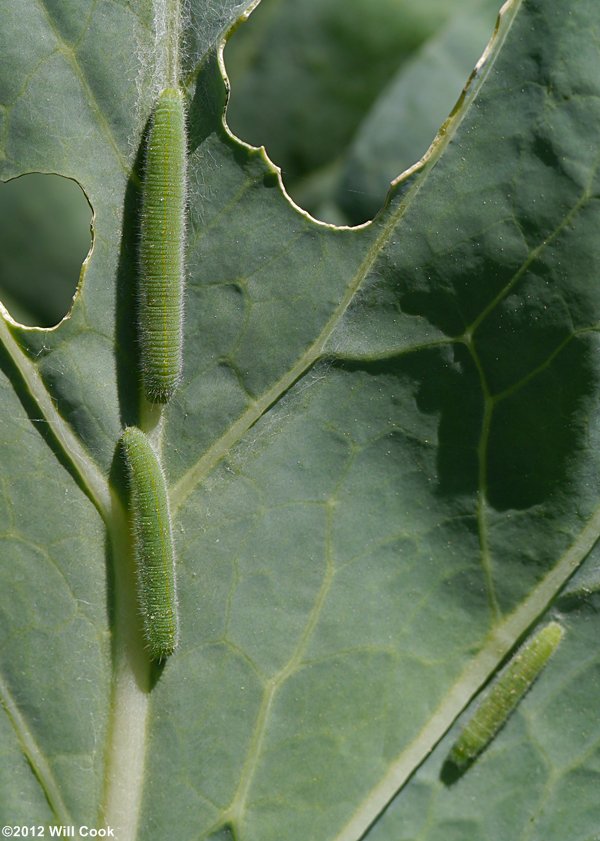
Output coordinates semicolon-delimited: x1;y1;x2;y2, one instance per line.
1;1;599;840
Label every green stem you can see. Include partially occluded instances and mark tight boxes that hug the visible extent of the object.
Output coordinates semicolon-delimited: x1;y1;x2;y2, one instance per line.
156;0;183;88
166;0;182;86
100;494;151;841
101;4;185;837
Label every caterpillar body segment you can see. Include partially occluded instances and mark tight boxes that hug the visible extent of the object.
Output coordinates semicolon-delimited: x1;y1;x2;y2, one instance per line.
448;621;565;770
120;426;179;660
139;87;187;404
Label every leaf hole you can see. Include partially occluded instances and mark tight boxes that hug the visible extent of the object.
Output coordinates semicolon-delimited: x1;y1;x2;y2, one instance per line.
224;0;502;225
0;173;92;327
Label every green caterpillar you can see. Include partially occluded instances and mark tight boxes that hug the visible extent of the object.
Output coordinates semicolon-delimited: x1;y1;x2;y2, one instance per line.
139;87;187;404
448;621;564;770
120;426;179;660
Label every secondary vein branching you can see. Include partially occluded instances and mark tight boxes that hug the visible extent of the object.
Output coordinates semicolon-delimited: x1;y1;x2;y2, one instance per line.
222;502;336;831
171;0;524;513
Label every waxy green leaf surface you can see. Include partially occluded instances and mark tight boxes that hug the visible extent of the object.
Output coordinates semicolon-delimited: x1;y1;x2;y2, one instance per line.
0;1;599;839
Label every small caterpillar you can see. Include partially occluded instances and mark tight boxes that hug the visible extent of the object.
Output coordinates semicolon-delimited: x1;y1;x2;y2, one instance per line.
448;621;564;770
120;426;179;660
139;86;187;404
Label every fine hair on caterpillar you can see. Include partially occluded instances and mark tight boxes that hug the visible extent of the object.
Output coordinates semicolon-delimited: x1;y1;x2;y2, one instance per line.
138;86;187;404
120;426;179;660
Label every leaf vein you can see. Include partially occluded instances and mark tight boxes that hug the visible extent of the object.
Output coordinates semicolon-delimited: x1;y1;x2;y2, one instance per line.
0;672;73;824
33;0;132;177
0;318;110;519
